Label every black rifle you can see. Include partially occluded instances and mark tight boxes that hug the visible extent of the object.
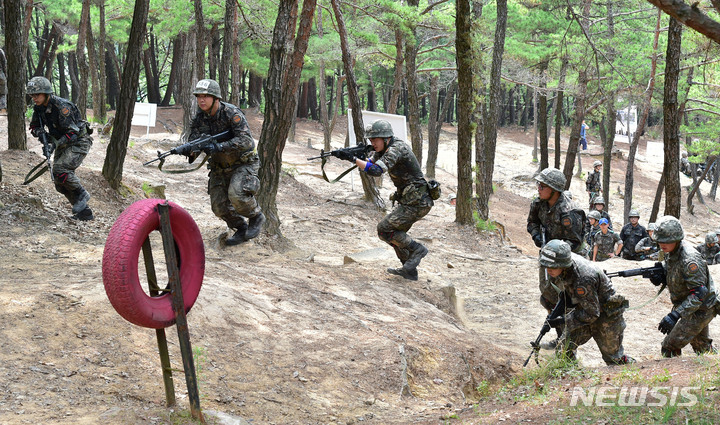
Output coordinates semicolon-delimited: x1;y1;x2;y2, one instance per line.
605;262;665;282
23;114;54;185
306;144;372;161
523;294;567;367
143;130;231;166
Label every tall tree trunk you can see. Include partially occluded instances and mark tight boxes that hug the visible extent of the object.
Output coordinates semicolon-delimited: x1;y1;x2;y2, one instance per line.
35;23;58;77
308;77;318;120
178;31;196;141
58;53;69;99
476;0;507;221
193;0;206;80
86;15;104;120
387;29;404;115
456;0;473;224
76;0;91;118
208;23;220;81
562;70;588;189
104;45;120;110
220;0;237;101
602;95;616;205
248;71;262;107
161;37;181;106
68;53;79;104
6;0;28;150
97;0;107;121
663;17;682;218
256;0;317;235
102;0;150;189
553;57;568;169
426;78;456;179
404;0;424;163
538;63;549;170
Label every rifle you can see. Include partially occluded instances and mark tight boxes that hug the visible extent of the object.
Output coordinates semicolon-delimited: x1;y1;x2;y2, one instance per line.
143;130;231;167
605;262;665;281
307;144;373;183
23;114;55;185
524;293;567;367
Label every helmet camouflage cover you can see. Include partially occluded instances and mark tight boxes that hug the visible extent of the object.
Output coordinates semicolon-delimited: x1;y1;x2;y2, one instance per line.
366;120;394;138
628;209;640;218
654;215;684;243
193;79;222;99
593;160;602;167
27;76;53;95
587;210;602;220
706;232;718;245
594;196;606;205
539;239;573;268
535;167;567;192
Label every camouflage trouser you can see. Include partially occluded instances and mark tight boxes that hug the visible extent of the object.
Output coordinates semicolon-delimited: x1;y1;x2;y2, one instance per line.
662;307;716;356
558;309;628;365
377;201;431;263
52;136;92;202
208;161;261;230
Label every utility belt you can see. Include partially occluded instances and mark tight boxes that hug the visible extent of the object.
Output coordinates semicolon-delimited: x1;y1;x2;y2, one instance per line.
210;150;258;169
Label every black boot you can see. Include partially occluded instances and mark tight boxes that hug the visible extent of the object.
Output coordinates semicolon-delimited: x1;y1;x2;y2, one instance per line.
73;207;94;221
71;189;91;215
403;241;428;271
245;212;266;240
225;220;248;246
387;267;418;281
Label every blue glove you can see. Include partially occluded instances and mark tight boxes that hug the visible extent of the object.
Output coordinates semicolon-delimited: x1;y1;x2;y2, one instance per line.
658;311;680;334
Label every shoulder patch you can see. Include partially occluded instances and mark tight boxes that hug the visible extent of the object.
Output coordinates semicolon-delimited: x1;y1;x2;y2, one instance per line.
687;261;700;274
61;106;71;116
562;217;572;227
575;286;587;297
232;114;242;124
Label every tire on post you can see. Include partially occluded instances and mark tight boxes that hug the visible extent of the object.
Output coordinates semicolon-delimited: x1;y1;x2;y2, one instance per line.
102;199;205;329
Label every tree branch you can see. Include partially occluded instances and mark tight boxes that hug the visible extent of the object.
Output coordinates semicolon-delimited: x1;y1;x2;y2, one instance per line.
646;0;720;44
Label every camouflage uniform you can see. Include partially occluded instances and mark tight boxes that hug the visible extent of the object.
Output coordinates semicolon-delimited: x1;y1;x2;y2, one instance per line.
660;240;719;356
619;223;648;260
695;233;720;265
585;168;601;206
189;101;262;232
593;230;621;262
635;236;660;261
29;93;93;218
546;251;632;365
372;137;433;265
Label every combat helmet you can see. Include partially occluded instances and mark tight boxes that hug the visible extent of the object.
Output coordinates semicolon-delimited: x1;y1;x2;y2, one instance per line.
706;232;718;245
648;222;657;231
193;79;222;99
535;167;566;192
26;76;53;95
539;239;573;268
366;120;394;139
587;210;601;221
594;196;606;205
593;160;602;167
654;215;684;243
628;209;640;218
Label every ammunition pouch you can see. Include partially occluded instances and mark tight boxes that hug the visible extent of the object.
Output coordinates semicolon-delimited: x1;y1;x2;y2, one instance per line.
428;180;441;200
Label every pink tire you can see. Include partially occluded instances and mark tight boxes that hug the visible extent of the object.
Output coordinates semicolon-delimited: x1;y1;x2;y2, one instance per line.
102;199;205;329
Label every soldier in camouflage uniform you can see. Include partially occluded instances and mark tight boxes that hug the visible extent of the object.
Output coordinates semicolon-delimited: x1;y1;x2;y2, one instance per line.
695;232;720;266
182;79;265;245
539;240;634;365
619;210;648;260
527;167;587;348
585;210;602;247
654;216;719;357
27;76;94;220
593;218;622;262
591;196;612;230
635;223;661;261
585;160;602;208
351;120;433;281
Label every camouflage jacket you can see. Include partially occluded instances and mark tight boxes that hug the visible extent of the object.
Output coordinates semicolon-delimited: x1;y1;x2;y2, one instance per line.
593;230;621;261
371;138;430;206
695;243;720;265
585;223;600;246
663;241;718;317
619;223;648;256
635;237;659;255
551;253;624;332
527;193;587;254
29;95;90;143
586;170;601;193
189;101;256;168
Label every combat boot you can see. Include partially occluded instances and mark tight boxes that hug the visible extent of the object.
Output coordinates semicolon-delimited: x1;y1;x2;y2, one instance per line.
245;212;266;240
225;220;248;246
539;338;559;350
403;241;428;271
73;207;94;221
387;267;418;281
71;189;91;215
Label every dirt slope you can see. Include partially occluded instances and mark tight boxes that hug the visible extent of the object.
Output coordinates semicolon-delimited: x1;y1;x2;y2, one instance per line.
0;109;719;424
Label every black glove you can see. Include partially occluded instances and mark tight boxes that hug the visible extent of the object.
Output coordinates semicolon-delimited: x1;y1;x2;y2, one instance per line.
649;262;666;286
202;142;223;155
546;315;564;328
658;311;680;334
332;149;356;162
532;233;544;248
173;144;194;156
30;126;42;138
42;141;55;158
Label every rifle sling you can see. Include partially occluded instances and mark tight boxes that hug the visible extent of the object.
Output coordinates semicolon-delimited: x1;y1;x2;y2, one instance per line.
157;154;209;174
23;160;49;185
320;156;358;183
627;284;666;311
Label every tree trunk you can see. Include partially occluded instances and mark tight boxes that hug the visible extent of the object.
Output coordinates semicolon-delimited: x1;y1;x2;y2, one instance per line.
220;0;237;100
366;70;376;112
6;0;28;150
455;0;473;225
58;53;69;99
208;23;220;81
662;17;682;218
650;174;665;223
161;37;181;106
68;53;79;104
602;95;616;205
404;0;424;163
426;78;456;179
178;31;196;141
256;0;317;235
35;23;58;77
561;70;588;189
76;0;91;117
308;77;318;120
101;0;150;189
387;29;404;115
248;71;262;107
553;57;568;169
96;0;107;121
104;45;120;110
193;0;206;80
538;63;549;170
86;14;104;121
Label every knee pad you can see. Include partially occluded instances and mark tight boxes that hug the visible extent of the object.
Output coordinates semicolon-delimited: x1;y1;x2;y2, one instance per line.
53;172;69;184
378;230;394;243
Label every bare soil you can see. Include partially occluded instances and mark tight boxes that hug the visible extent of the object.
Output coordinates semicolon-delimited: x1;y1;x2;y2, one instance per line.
1;108;719;425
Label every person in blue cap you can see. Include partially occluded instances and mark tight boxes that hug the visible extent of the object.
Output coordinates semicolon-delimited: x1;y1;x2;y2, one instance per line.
593;218;623;261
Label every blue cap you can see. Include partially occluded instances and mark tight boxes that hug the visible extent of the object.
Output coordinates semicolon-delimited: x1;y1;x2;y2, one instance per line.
599;218;609;225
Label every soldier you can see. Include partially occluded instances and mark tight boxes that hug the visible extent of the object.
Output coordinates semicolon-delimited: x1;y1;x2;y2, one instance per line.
592;196;612;230
182;79;265;245
680;152;691;177
593;218;622;262
585;210;602;247
527;167;587;348
539;240;634;365
585;160;602;208
654;216;719;357
635;223;661;261
619;210;648;260
350;120;433;281
27;76;94;220
695;232;720;266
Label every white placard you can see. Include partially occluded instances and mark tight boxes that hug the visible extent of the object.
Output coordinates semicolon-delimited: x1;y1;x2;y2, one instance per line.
646;141;663;159
347;109;407;145
131;102;157;135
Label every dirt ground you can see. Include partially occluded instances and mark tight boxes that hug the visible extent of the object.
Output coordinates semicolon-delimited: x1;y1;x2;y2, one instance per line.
1;107;719;425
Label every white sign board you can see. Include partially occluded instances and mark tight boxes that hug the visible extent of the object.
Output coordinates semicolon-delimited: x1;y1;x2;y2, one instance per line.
347;109;407;145
646;141;663;159
131;102;157;135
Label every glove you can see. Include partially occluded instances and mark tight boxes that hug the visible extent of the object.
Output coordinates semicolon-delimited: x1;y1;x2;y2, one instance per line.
649;262;666;286
42;141;55;158
532;233;544;248
332;149;356;162
546;315;565;328
30;126;42;137
202;142;223;155
658;311;680;334
173;144;194;156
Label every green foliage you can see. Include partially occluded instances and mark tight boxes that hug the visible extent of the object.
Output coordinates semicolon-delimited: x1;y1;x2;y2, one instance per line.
472;211;497;232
